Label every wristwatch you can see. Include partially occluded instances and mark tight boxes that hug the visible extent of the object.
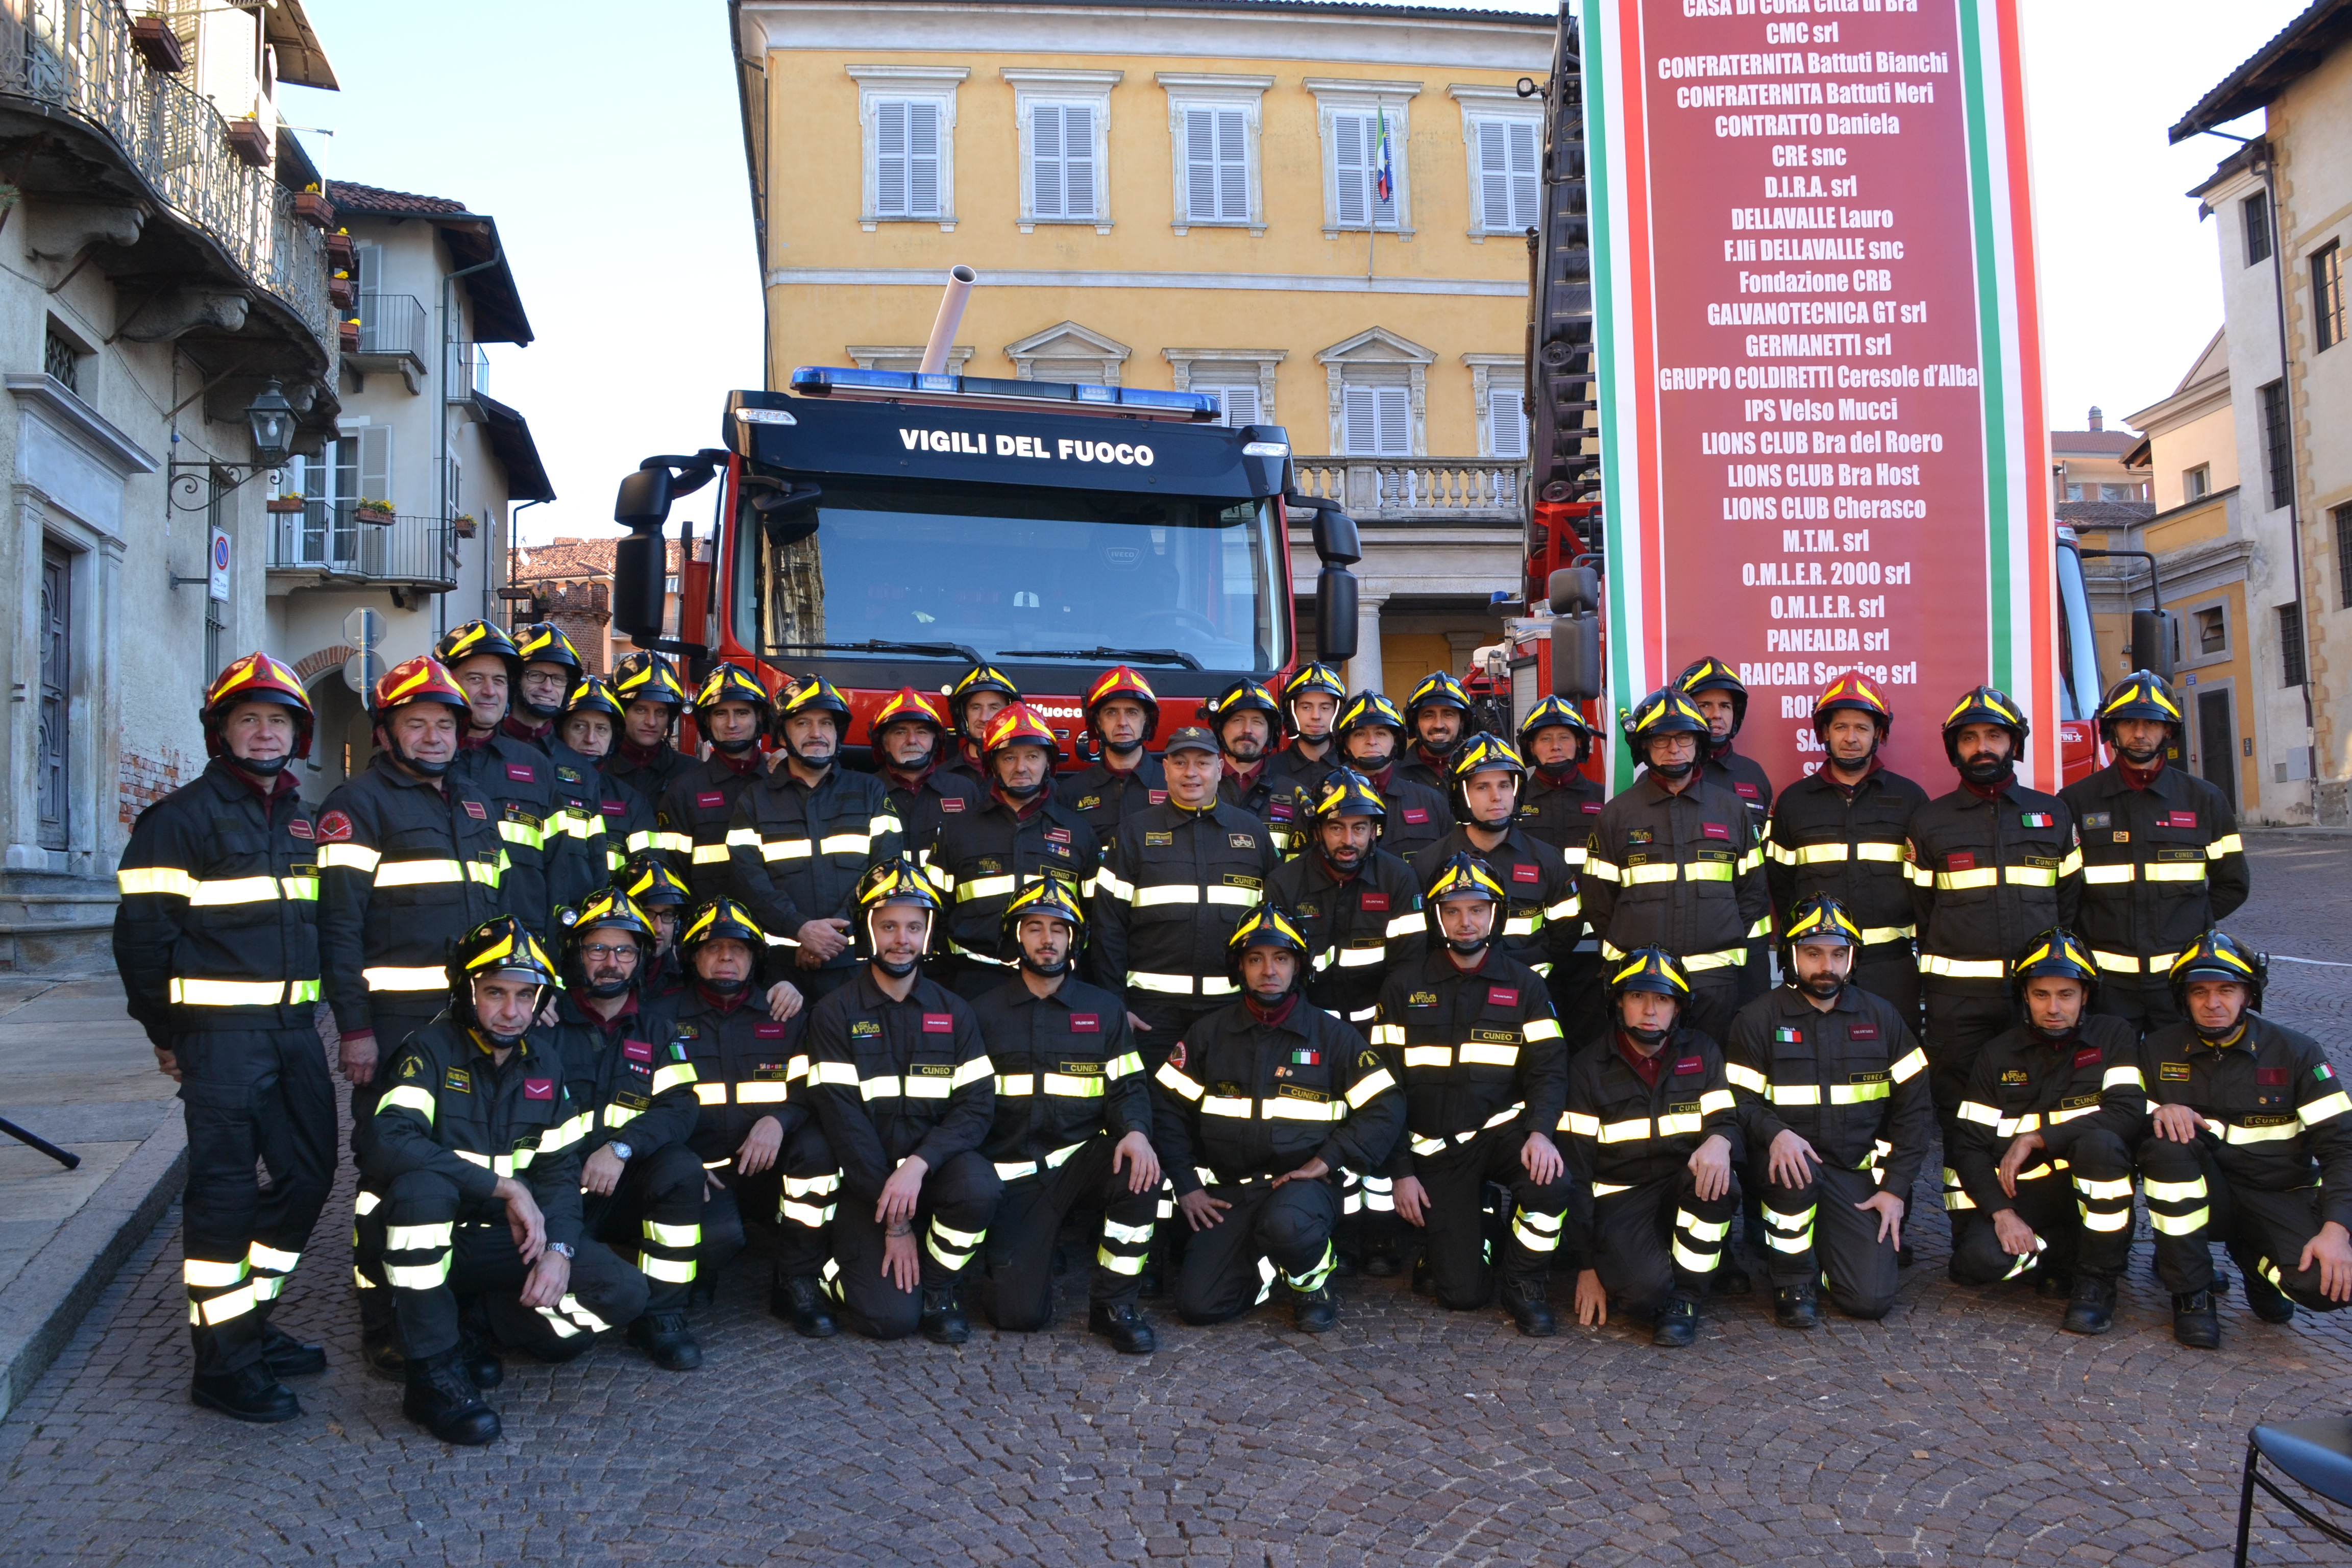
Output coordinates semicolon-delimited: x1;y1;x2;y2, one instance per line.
547;1241;574;1259
609;1141;633;1163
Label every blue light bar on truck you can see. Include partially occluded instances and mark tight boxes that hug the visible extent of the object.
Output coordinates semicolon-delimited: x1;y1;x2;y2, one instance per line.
789;365;1219;422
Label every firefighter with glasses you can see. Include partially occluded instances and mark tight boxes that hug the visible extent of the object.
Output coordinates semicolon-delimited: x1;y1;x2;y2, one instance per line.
2060;671;2249;1033
1515;696;1608;1044
1373;854;1571;1336
1335;691;1452;861
114;654;335;1423
1946;929;2144;1335
653;663;773;908
606;650;697;803
2136;932;2352;1347
1057;666;1169;847
1150;908;1403;1333
1723;896;1931;1330
970;878;1162;1353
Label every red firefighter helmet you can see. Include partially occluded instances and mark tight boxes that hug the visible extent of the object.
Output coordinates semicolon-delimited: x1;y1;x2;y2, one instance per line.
202;652;314;760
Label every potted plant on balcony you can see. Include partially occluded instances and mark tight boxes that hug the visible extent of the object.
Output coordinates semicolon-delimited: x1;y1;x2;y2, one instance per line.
226;117;271;168
328;270;354;309
294;184;335;230
325;228;354;266
339;316;360;351
452;512;478;538
266;492;306;515
130;15;186;72
355;498;395;525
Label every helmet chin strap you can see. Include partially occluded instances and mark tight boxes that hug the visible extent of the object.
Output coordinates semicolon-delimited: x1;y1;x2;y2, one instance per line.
1961;753;2016;787
384;725;451;778
1103;735;1143;755
712;732;760;755
2194;1008;2245;1044
700;973;748;996
234;753;290;776
1798;972;1844;1000
1018;952;1070;978
1648;757;1696;781
1622;1020;1671;1046
872;951;921;978
583;973;633;999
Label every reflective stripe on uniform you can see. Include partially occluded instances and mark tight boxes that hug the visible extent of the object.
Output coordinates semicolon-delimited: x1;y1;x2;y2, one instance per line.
378;1084;437;1124
1919;954;2006;978
316;842;381;873
169;977;321;1006
363;965;450;990
373;859;466;888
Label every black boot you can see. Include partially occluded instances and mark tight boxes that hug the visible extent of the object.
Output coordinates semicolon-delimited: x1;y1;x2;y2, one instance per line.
402;1351;500;1446
190;1361;301;1424
2241;1267;2296;1324
1088;1301;1157;1354
1652;1295;1701;1348
461;1337;503;1391
1713;1254;1752;1296
2171;1289;2221;1349
1773;1283;1820;1331
1291;1283;1338;1334
687;1279;717;1310
1410;1256;1437;1298
257;1321;327;1378
627;1311;704;1371
769;1273;838;1338
1360;1234;1404;1279
359;1329;406;1381
1498;1277;1556;1338
2061;1277;2116;1335
921;1286;970;1345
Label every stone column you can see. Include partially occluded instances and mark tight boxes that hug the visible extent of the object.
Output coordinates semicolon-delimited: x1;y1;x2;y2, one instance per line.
1346;587;1388;697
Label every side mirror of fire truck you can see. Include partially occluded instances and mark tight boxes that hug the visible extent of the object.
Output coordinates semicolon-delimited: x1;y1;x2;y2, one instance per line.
611;467;673;646
1287;491;1363;666
2129;607;2176;681
1545;566;1602;701
1546;566;1599;617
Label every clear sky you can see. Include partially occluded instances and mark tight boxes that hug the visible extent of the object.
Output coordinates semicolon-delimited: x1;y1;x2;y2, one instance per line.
284;0;2303;542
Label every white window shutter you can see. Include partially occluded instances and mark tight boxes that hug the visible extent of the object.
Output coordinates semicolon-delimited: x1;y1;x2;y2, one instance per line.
1064;104;1094;219
1334;113;1367;228
1203;385;1260;428
907;101;940;217
1477;119;1510;233
1215;108;1248;220
1508;119;1539;230
1376;386;1410;455
1185;108;1216;223
361;426;390;503
1342;384;1377;453
1489;387;1528;459
876;101;908;216
1033;104;1063;219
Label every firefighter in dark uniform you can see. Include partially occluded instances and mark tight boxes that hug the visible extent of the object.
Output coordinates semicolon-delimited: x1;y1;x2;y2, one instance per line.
546;891;707;1371
1763;672;1930;1024
1336;691;1451;861
1677;657;1774;1009
1412;733;1581;991
1151;909;1404;1332
1579;689;1771;1047
357;918;648;1445
433;620;570;936
2061;671;2250;1033
1946;929;2144;1333
971;879;1161;1352
1091;726;1282;1062
801;860;1001;1343
114;654;335;1423
1268;769;1427;1272
1266;662;1349;787
938;664;1022;786
870;687;986;871
653;662;772;909
504;623;611;910
1516;695;1608;1047
618;857;693;1003
1723;896;1932;1329
606;650;698;804
731;675;905;1004
925;703;1099;998
558;677;658;875
1561;948;1741;1346
672;897;842;1338
1908;685;2084;1220
1399;672;1474;793
1204;678;1314;857
1057;666;1169;847
1373;854;1571;1336
2136;932;2352;1346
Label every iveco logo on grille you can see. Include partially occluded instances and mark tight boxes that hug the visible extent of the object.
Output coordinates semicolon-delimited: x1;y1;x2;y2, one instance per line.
1103;547;1141;568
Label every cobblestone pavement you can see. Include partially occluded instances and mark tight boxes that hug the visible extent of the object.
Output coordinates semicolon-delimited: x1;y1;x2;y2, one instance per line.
3;832;2349;1566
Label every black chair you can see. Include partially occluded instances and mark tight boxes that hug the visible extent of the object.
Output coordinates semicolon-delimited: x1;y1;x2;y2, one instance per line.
2236;1417;2352;1565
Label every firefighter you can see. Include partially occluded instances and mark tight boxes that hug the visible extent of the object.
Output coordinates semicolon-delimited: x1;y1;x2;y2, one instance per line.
113;654;334;1423
1057;666;1169;846
1411;733;1581;988
1150;908;1404;1332
606;650;697;803
1946;929;2144;1333
1267;768;1427;1274
558;677;658;875
1579;688;1771;1047
1372;854;1570;1336
925;704;1100;999
653;663;773;909
1763;672;1930;1023
357;917;648;1446
1204;678;1314;857
546;891;706;1370
801;860;1000;1343
1515;696;1607;1047
971;878;1161;1352
2060;671;2250;1033
1723;896;1932;1329
2137;933;2352;1347
1909;686;2084;1221
672;898;841;1339
1335;691;1452;861
1678;658;1775;1008
1267;662;1349;787
433;620;572;935
1560;948;1741;1346
504;623;611;909
939;664;1022;784
618;857;693;1002
1398;672;1474;793
1091;726;1282;1061
730;675;905;1003
870;687;986;868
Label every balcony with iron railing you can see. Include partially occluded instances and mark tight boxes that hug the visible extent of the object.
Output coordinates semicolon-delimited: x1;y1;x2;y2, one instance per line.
342;292;430;391
446;341;487;405
1291;457;1528;523
266;502;456;593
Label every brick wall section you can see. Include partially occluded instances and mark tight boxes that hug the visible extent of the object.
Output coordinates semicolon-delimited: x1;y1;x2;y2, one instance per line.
545;581;612;676
118;746;194;828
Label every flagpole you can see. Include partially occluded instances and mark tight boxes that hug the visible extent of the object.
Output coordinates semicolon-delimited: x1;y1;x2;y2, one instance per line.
1367;101;1381;282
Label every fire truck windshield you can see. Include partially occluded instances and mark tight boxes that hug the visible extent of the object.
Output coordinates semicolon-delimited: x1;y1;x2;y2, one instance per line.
2055;540;2103;723
744;477;1289;674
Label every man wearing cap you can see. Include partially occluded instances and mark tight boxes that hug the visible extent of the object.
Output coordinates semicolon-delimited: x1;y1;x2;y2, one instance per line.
2060;671;2248;1034
1058;666;1169;848
1091;725;1282;1062
1266;663;1349;788
1204;678;1314;859
654;664;773;909
1335;692;1453;862
870;688;986;870
606;651;698;804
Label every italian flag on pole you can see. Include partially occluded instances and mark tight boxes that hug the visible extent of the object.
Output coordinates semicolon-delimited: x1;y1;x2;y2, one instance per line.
1580;0;2056;792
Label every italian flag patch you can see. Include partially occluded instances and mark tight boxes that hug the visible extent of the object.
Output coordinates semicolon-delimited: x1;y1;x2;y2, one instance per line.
2020;812;2054;827
1774;1027;1802;1043
1292;1048;1321;1066
2319;1064;2336;1083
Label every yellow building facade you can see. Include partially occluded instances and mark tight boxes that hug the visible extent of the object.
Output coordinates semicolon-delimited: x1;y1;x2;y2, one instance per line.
730;0;1553;695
